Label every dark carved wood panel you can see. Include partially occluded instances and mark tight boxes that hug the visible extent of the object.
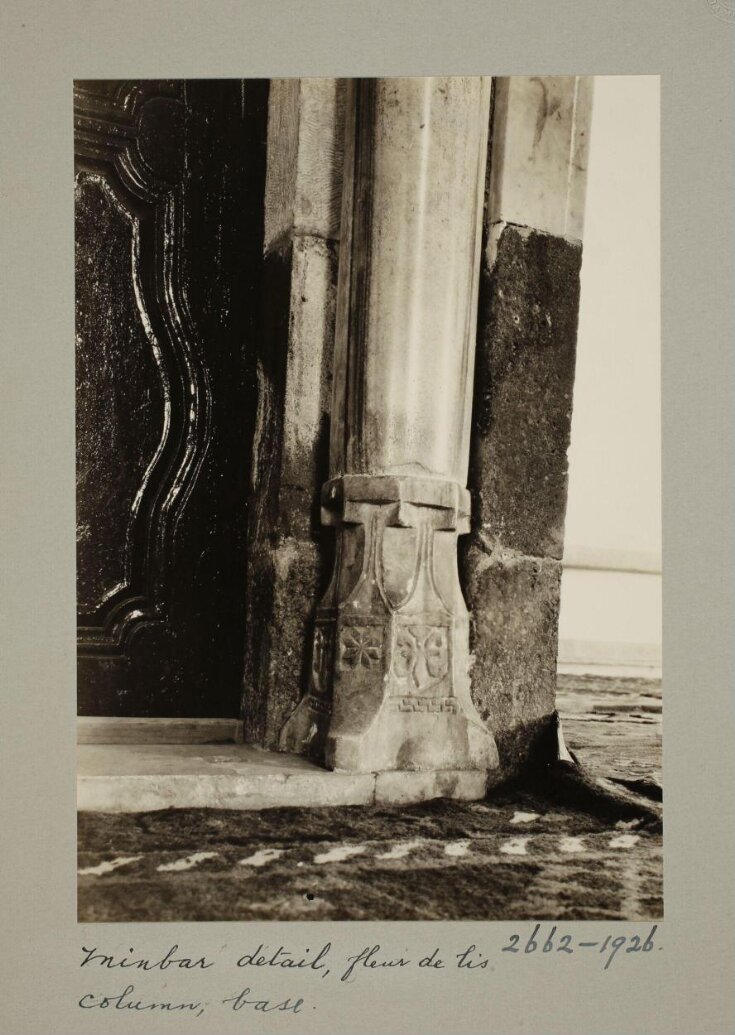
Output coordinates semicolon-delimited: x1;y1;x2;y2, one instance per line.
76;173;166;613
76;79;268;716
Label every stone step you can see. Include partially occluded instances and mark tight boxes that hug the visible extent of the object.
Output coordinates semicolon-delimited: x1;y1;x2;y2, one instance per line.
77;743;489;812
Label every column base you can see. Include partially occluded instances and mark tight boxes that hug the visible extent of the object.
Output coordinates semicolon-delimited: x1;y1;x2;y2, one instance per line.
280;475;500;777
326;693;499;773
279;693;331;761
280;690;498;775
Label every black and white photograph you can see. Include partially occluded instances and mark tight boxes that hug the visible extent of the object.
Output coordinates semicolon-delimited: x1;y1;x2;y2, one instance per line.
74;74;662;923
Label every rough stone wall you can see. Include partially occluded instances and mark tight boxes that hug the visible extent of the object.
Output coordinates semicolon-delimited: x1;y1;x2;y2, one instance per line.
243;79;345;748
464;77;593;777
465;224;582;772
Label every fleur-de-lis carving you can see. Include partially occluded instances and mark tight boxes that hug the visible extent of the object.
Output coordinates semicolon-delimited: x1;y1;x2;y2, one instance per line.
393;625;449;689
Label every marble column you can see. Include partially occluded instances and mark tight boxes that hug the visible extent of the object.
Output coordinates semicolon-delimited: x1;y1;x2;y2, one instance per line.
282;78;499;775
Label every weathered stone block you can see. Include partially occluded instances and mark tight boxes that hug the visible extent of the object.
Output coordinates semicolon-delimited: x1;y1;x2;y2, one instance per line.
243;540;323;748
264;78;346;249
488;76;593;241
280;236;338;505
244;79;344;749
250;238;337;540
244;237;338;748
462;541;562;776
469;223;582;560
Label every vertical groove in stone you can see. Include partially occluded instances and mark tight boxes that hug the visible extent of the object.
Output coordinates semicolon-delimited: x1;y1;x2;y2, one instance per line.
328;79;358;479
346;78;377;476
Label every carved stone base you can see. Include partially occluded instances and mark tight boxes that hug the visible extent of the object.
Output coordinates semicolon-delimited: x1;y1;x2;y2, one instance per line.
279;691;332;762
280;476;499;774
326;691;498;773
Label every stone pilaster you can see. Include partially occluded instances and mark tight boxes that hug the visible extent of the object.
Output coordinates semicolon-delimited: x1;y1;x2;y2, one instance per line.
464;76;594;776
243;78;346;748
283;78;498;775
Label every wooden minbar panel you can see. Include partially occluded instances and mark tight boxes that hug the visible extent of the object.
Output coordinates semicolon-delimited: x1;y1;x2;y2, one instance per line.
75;79;268;717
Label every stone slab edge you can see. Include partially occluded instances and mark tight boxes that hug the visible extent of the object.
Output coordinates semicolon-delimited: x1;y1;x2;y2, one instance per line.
77;768;494;812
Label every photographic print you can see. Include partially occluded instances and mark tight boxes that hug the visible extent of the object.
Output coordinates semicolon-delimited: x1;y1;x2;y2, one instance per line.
74;75;662;924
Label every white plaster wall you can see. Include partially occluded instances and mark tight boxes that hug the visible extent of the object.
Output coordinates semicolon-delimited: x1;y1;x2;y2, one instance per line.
559;75;661;672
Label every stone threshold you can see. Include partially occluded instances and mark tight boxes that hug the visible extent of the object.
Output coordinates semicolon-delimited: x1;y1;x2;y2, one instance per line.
77;721;490;812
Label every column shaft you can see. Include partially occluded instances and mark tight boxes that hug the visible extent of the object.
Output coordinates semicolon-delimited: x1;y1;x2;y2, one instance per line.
331;78;490;483
283;78;498;775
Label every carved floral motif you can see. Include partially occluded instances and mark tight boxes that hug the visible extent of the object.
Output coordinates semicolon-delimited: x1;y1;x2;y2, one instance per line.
340;626;383;670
